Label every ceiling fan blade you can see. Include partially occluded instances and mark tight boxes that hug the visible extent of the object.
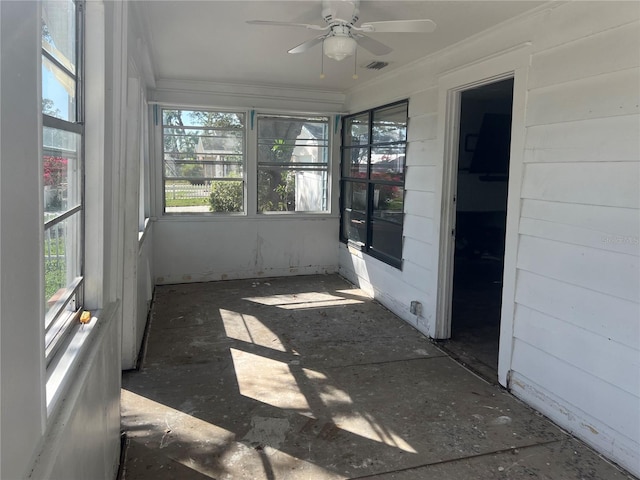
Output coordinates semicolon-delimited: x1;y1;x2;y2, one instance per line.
246;20;327;31
354;34;392;56
359;19;436;33
288;36;326;54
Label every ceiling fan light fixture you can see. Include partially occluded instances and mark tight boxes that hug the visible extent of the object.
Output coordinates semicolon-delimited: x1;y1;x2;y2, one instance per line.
323;35;356;61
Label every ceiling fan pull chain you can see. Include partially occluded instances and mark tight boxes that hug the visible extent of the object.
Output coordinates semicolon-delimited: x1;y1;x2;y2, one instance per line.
352;48;358;80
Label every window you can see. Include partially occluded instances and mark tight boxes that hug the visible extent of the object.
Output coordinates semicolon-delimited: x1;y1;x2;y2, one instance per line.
340;101;408;268
257;115;330;213
42;0;84;362
162;109;245;213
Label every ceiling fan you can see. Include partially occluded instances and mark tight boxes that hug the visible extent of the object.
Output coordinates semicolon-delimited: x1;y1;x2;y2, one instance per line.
247;0;436;62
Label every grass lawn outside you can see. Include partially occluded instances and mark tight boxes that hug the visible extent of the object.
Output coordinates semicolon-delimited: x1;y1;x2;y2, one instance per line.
44;233;66;302
165;182;211;209
165;197;210;208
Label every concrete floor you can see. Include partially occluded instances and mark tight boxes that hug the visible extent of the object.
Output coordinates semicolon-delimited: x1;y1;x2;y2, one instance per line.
121;274;633;480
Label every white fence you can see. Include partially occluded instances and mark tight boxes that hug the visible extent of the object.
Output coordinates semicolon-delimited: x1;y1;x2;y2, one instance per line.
165;183;211;200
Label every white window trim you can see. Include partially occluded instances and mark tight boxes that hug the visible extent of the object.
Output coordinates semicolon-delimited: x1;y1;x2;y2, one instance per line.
339;100;409;269
160;107;248;215
41;0;86;367
42;0;110;417
153;104;340;219
256;113;331;215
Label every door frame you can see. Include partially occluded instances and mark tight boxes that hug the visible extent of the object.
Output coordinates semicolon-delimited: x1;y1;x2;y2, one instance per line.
434;44;531;388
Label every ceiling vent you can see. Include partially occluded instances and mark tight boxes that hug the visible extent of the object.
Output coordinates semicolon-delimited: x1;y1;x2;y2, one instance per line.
364;61;389;70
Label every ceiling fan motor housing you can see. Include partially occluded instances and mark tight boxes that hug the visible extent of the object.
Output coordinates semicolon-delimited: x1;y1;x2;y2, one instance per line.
322;0;360;26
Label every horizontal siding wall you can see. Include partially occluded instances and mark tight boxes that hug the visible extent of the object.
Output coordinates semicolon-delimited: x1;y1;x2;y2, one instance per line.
342;1;640;476
514;4;640;475
339;87;440;336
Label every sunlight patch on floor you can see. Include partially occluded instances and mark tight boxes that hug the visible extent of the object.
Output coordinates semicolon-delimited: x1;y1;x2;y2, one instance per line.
334;412;418;454
243;292;363;310
335;289;371;299
220;309;287;352
229;348;417;454
230;348;316;414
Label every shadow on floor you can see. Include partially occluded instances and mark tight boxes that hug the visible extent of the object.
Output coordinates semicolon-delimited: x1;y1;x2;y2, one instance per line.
120;274;631;480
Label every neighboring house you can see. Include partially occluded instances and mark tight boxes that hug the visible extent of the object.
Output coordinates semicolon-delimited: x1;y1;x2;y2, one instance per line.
1;2;638;480
195;135;239;179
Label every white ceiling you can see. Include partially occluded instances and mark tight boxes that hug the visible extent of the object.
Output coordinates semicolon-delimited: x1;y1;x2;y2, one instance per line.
135;1;544;93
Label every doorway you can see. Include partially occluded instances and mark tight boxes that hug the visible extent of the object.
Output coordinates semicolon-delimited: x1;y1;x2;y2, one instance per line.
442;78;514;382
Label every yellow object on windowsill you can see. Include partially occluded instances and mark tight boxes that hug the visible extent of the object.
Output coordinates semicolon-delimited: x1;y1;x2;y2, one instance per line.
80;311;92;324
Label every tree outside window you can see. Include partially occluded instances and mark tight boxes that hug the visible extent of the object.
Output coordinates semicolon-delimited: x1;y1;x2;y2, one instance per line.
257;115;330;213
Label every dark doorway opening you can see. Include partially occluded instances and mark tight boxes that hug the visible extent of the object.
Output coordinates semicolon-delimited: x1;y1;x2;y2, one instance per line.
443;78;514;383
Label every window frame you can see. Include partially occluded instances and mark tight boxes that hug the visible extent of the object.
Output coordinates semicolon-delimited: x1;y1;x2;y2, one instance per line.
160;108;247;215
256;113;331;214
42;0;85;365
339;100;408;269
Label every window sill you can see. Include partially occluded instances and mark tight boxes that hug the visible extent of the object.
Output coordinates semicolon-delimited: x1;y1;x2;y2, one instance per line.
138;217;151;246
157;212;339;222
341;241;403;271
45;301;118;418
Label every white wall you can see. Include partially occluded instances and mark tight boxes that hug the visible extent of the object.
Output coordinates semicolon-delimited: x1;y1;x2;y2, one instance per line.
0;4;46;477
155;217;338;284
135;228;154;354
341;2;640;475
150;83;343;285
121;3;156;369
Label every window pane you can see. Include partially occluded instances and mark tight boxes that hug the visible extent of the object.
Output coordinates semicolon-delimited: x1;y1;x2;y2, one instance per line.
371;145;405;181
44;213;81;317
164;160;243;179
42;56;76;121
340;100;408;269
164;180;243;213
258;167;328;212
258;143;329;165
258;116;329;165
42;0;76;74
45;289;80;359
372;103;408;144
343;181;368;212
343;113;369;147
342;147;368;178
163;110;244;128
257;115;329;214
342;181;367;245
208;180;243;213
372;184;404;225
42;0;83;368
371;220;403;262
43;128;81;217
163;109;245;214
163;128;244;155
